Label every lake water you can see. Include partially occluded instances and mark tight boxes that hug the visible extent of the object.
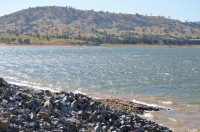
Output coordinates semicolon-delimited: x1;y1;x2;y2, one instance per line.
0;46;200;131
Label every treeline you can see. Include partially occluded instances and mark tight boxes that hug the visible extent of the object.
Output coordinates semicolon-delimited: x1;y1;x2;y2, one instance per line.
1;33;200;45
0;38;30;44
41;33;200;45
80;36;200;45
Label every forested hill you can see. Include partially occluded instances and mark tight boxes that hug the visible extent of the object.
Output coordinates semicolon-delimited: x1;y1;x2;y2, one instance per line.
0;6;200;45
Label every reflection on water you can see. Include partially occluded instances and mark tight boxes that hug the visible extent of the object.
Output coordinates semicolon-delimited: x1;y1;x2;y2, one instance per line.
0;46;200;131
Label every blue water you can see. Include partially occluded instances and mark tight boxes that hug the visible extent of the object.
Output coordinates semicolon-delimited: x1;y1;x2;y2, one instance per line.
1;46;200;105
1;46;200;130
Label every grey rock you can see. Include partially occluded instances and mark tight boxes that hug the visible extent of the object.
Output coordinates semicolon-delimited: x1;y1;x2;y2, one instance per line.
71;111;78;117
44;100;53;110
61;105;68;113
30;114;37;121
9;115;16;122
89;114;97;121
44;90;52;96
62;96;68;102
136;126;144;132
71;100;78;110
78;97;84;103
97;115;104;121
26;100;36;109
59;117;67;124
44;121;51;129
30;121;37;127
16;115;24;122
20;93;32;99
94;125;102;132
0;78;7;86
37;112;49;118
102;126;108;132
120;125;127;132
0;88;3;95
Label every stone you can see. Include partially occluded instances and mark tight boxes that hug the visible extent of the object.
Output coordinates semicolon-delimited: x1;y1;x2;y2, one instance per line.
30;114;37;121
44;100;53;110
120;125;127;132
0;88;3;95
44;90;52;96
78;97;84;103
44;122;51;129
37;112;49;119
71;100;78;110
102;126;108;132
20;93;32;99
0;118;9;130
114;120;121;127
94;125;102;132
9;115;16;122
0;78;7;87
59;117;67;124
15;95;23;101
26;100;36;109
61;106;69;113
16;115;24;122
62;96;68;102
30;121;37;127
78;110;90;119
90;101;96;107
97;115;104;121
89;114;97;121
136;126;144;132
71;111;78;117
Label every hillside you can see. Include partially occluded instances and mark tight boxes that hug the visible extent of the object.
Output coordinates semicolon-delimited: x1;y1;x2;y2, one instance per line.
0;6;200;45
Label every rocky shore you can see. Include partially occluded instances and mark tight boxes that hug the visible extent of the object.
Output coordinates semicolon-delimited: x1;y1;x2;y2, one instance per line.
0;78;171;132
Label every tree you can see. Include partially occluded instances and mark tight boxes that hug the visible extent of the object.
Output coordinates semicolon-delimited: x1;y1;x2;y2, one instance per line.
18;38;23;44
24;39;30;44
37;33;40;38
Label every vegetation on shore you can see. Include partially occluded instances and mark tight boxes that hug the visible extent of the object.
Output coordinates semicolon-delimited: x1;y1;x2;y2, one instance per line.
0;6;200;46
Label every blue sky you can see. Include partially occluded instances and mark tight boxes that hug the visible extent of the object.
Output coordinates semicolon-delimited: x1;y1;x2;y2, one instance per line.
0;0;199;22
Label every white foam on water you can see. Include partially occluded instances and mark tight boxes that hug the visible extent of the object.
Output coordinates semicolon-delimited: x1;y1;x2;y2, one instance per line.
168;117;177;122
132;99;168;109
162;101;173;105
144;112;153;118
74;90;87;95
156;73;170;76
7;80;60;93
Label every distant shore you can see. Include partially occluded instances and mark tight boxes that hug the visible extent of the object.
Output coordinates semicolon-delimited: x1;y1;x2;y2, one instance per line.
0;78;171;131
1;43;200;48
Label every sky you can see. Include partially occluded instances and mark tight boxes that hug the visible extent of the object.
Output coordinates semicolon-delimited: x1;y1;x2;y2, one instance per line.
0;0;199;22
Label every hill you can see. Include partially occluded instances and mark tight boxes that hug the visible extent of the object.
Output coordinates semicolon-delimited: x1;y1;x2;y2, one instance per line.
0;6;200;45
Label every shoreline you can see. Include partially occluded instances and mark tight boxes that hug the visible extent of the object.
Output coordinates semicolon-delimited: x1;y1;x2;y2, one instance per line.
0;78;171;131
1;43;200;48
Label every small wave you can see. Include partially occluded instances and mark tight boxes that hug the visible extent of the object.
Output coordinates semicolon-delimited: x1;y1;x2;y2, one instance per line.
144;112;153;118
5;76;19;80
132;99;167;109
168;117;177;122
74;90;87;95
156;73;170;76
7;80;59;93
162;101;173;105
